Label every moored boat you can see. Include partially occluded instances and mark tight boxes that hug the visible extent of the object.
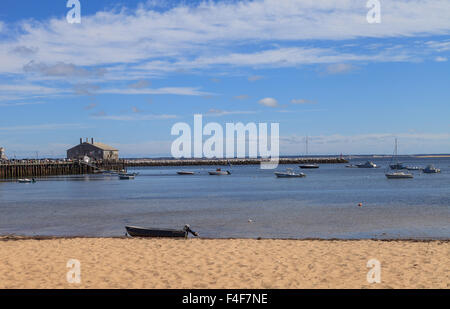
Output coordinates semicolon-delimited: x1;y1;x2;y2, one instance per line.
299;164;319;169
423;165;441;174
118;173;136;180
390;162;407;170
177;171;195;175
385;139;413;179
125;225;199;238
208;168;231;175
356;161;377;168
385;171;414;179
18;178;36;183
274;168;306;178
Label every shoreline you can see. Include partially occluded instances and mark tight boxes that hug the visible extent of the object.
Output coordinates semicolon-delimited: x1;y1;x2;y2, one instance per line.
1;235;450;242
1;238;448;288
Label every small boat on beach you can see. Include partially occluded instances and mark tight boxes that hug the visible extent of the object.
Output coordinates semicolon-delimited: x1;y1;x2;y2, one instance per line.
208;168;231;175
356;161;378;168
423;165;441;174
125;225;199;238
299;164;319;169
177;171;195;175
274;168;306;178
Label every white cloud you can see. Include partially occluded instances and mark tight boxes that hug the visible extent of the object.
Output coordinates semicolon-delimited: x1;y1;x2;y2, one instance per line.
291;99;316;104
435;56;448;62
0;0;449;76
205;109;258;117
98;87;211;96
258;97;278;107
91;113;177;121
324;63;357;75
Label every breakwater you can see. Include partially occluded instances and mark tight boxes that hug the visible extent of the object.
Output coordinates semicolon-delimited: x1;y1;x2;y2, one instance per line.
124;157;348;167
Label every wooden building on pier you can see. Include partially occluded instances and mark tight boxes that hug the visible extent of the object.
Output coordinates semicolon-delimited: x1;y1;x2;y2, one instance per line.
67;138;119;161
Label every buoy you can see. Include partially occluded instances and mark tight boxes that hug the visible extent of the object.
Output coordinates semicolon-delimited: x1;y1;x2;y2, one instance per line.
358;203;363;207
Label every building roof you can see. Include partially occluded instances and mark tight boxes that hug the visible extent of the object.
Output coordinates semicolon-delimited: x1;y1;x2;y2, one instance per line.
67;142;118;152
91;142;118;151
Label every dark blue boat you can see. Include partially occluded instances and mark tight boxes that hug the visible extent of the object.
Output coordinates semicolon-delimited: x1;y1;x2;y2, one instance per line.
125;225;199;238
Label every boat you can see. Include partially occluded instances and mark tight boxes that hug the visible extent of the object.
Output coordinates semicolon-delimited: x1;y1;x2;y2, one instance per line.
177;171;195;175
406;166;422;171
274;168;306;178
118;173;136;180
385;171;414;179
423;165;441;174
385;139;413;179
125;225;199;238
356;161;378;168
208;168;231;175
299;164;319;169
18;178;36;183
390;162;407;170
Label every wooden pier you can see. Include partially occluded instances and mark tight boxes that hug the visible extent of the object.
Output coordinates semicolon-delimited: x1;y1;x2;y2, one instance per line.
0;161;125;179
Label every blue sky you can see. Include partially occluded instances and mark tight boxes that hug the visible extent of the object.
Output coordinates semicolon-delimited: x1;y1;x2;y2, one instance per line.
0;0;449;158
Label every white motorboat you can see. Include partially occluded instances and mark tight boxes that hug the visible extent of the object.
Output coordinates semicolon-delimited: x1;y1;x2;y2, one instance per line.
18;178;36;183
274;169;306;178
177;171;195;175
385;171;414;179
208;168;231;175
356;161;377;168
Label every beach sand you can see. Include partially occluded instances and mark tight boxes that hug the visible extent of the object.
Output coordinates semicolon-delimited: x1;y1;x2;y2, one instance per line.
0;237;448;289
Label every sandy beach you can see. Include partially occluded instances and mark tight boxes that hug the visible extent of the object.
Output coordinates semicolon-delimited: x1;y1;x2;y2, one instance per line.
0;237;448;289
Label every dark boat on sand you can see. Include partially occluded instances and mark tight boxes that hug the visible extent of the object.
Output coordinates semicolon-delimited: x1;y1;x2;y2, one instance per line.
125;225;199;238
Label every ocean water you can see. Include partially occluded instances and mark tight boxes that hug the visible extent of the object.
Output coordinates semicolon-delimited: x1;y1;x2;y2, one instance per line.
0;157;449;239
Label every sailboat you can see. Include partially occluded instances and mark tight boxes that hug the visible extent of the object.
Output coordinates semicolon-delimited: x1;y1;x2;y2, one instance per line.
385;139;413;179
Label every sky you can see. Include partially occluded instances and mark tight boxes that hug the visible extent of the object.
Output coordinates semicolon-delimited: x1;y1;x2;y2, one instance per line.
0;0;449;158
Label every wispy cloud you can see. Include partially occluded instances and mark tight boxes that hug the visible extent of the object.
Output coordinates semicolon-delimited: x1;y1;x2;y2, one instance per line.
290;99;317;105
258;97;278;108
205;109;258;117
0;123;88;132
92;113;177;121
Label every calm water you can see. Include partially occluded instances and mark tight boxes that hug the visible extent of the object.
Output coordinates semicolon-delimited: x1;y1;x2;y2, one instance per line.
0;157;449;239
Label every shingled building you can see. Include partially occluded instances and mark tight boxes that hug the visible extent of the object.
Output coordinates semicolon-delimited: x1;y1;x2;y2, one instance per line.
67;138;119;161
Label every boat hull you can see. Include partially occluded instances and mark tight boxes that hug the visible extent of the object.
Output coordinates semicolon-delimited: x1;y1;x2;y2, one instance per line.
208;171;231;175
125;226;187;238
299;164;319;169
177;171;195;175
274;172;306;178
385;173;414;179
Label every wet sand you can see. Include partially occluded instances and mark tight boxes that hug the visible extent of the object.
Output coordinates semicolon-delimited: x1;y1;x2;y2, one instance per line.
0;237;448;289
